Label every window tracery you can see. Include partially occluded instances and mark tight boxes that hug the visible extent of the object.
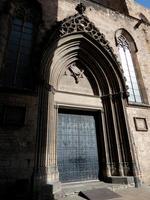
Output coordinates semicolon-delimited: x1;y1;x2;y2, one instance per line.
117;34;142;103
0;1;40;90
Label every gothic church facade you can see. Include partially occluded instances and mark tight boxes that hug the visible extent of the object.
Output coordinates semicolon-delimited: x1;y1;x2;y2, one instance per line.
0;0;150;199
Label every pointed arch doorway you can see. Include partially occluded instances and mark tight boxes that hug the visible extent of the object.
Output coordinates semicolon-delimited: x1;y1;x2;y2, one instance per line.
35;7;141;190
41;32;139;185
55;60;103;183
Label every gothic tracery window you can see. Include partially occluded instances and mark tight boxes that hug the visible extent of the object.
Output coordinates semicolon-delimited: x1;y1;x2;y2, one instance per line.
117;34;142;103
0;1;39;90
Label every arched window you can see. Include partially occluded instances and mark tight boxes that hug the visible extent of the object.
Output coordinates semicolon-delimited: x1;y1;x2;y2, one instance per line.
116;31;142;103
0;1;40;90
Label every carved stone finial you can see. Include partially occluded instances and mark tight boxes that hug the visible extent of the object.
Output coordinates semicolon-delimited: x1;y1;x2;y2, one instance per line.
75;3;86;15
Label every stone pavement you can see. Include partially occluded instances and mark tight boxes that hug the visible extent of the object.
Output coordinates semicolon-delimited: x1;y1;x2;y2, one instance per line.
55;181;150;200
113;186;150;200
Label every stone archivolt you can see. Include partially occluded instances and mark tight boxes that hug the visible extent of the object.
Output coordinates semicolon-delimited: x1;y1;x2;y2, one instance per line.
59;13;114;57
56;5;129;96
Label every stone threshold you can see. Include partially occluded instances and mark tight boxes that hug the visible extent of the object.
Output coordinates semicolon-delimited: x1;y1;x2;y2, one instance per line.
54;179;130;199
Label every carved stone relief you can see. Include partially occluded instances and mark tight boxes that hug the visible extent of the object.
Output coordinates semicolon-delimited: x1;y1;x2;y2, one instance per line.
58;62;98;96
59;3;114;57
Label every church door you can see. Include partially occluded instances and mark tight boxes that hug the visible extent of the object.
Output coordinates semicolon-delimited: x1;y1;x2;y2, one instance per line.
57;109;99;183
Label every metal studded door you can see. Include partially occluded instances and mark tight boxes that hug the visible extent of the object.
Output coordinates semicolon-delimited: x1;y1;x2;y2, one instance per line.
57;109;99;182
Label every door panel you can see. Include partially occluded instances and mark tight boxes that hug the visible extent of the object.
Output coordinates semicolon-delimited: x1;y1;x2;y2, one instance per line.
57;110;99;182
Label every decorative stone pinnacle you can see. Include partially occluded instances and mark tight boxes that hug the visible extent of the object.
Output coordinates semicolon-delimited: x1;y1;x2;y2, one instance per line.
75;3;86;15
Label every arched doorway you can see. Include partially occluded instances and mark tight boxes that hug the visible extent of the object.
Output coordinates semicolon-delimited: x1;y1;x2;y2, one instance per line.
55;60;102;182
34;4;141;193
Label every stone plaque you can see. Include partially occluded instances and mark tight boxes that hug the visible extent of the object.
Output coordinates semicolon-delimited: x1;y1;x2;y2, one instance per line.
134;117;148;131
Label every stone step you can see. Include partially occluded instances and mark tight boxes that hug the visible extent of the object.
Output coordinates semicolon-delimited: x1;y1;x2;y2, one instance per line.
55;180;129;200
62;180;106;195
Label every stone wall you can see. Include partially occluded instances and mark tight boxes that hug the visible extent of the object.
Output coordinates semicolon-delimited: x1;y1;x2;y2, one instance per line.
55;0;150;184
86;0;129;14
126;106;150;184
126;0;150;20
0;93;38;199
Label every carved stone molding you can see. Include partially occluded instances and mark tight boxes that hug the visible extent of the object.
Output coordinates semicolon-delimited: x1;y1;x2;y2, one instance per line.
57;5;129;98
75;3;86;14
59;4;114;57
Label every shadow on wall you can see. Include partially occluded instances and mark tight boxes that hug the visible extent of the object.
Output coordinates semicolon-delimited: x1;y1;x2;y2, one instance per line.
32;0;59;200
0;0;58;200
90;0;129;14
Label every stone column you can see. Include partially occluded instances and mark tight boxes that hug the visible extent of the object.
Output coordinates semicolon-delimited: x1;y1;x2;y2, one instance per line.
32;84;48;200
102;95;119;177
101;110;111;177
45;87;61;193
110;94;124;177
33;84;61;200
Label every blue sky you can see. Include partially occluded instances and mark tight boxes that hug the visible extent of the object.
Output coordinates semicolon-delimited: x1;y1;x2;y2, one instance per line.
136;0;150;8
